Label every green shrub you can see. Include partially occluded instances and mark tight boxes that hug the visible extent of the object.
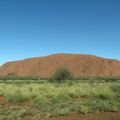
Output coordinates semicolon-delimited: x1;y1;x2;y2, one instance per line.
50;68;72;83
51;94;70;104
79;105;91;114
5;90;29;102
96;94;111;100
111;84;120;93
53;108;70;116
1;106;34;120
81;99;120;112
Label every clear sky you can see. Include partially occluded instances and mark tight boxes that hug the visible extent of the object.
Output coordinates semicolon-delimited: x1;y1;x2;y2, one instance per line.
0;0;120;65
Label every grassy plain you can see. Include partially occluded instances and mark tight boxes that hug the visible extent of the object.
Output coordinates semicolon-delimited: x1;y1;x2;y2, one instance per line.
0;79;120;119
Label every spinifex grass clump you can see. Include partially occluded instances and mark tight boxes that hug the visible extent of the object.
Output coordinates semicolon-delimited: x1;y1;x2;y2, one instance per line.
110;84;120;93
0;82;119;118
0;83;118;102
69;98;120;114
0;105;34;120
5;90;30;102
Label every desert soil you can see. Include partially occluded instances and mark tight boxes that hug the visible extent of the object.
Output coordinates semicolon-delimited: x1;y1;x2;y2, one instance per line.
52;112;120;120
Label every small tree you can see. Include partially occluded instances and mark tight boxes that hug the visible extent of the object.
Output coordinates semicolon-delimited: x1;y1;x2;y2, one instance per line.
50;68;72;83
6;72;17;80
7;72;16;77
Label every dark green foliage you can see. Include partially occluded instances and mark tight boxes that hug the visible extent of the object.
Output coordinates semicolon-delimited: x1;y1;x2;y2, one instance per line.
0;74;120;84
96;94;110;100
7;72;17;77
50;68;72;83
111;84;120;93
70;99;120;114
4;76;41;80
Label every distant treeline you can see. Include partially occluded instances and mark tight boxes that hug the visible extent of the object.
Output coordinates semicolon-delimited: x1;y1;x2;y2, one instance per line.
0;75;120;82
0;76;48;80
73;76;120;82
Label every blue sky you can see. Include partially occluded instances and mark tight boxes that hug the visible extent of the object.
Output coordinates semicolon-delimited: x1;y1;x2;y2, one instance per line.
0;0;120;65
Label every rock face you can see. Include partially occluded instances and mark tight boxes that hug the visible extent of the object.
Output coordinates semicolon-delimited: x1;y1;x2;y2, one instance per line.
0;53;120;77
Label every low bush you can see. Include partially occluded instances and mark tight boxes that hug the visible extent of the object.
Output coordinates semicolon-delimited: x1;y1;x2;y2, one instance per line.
111;84;120;93
50;68;72;83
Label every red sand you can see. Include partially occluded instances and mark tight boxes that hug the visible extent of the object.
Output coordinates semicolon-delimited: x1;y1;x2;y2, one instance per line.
52;112;120;120
0;53;120;77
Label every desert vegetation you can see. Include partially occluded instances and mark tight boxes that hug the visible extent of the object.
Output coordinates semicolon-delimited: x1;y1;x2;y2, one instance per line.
0;68;120;119
0;78;120;119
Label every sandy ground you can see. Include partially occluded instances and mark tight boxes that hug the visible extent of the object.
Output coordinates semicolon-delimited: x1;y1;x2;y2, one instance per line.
53;112;120;120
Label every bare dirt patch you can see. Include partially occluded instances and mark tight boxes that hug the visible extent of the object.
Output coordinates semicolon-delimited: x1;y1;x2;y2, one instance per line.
0;96;32;107
52;112;120;120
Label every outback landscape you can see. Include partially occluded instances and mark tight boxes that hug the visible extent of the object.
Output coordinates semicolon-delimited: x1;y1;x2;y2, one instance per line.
0;54;120;120
0;0;120;120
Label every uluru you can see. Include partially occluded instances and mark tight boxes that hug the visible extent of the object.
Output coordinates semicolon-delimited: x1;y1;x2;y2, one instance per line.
0;53;120;77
